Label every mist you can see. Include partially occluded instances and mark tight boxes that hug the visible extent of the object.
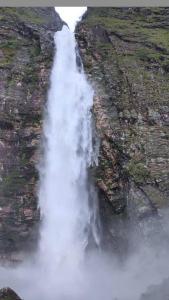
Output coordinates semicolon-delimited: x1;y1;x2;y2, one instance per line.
0;214;169;300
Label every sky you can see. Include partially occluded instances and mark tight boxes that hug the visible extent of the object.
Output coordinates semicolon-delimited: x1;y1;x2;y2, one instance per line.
55;7;87;31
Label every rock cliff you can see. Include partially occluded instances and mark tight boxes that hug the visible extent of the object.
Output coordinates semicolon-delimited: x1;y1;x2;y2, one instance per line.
0;8;63;255
76;8;169;250
1;7;169;257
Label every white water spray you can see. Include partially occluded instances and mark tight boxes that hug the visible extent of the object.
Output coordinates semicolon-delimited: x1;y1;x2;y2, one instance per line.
39;25;96;272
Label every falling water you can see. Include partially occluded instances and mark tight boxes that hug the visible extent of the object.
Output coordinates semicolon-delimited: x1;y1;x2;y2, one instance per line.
0;24;100;300
38;24;98;273
0;23;102;300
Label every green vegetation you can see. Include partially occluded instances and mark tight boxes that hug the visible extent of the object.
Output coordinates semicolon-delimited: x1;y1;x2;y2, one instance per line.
126;160;150;184
84;16;132;32
0;8;45;24
0;40;17;66
0;38;19;50
135;48;161;62
84;9;169;52
0;170;27;196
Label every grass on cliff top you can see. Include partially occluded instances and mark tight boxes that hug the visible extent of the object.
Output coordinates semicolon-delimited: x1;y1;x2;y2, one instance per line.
86;7;166;20
84;14;169;51
0;8;45;25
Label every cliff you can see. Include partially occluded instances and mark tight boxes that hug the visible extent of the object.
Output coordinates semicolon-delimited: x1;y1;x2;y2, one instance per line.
1;7;169;257
76;8;169;251
0;8;63;255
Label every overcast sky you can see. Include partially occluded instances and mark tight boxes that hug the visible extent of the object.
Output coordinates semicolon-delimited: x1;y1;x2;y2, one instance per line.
55;7;87;31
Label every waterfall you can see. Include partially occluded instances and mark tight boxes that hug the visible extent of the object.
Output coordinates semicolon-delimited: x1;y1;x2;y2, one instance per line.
0;24;102;300
0;25;101;300
1;19;169;300
38;25;98;272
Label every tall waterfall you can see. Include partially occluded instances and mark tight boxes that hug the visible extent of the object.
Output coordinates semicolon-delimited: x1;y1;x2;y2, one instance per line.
38;25;97;272
0;25;101;300
1;19;169;300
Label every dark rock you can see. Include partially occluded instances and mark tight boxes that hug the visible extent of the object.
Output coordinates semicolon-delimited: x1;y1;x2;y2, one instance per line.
0;287;21;300
76;8;169;250
0;8;64;255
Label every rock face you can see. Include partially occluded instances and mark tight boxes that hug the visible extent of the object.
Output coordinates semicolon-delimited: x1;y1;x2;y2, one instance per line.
0;288;21;300
76;8;169;249
1;7;169;256
0;8;63;254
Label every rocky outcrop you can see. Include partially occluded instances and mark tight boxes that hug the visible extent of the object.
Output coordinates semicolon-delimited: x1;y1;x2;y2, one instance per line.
0;8;63;255
76;8;169;249
0;288;21;300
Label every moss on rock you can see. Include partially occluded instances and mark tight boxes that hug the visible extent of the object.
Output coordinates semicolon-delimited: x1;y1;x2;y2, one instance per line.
126;161;150;184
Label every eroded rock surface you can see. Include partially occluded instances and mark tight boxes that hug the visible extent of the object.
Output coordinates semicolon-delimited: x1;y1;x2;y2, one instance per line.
0;8;63;255
76;8;169;250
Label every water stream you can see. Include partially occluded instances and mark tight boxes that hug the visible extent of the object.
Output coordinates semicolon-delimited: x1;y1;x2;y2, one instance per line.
38;24;99;274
